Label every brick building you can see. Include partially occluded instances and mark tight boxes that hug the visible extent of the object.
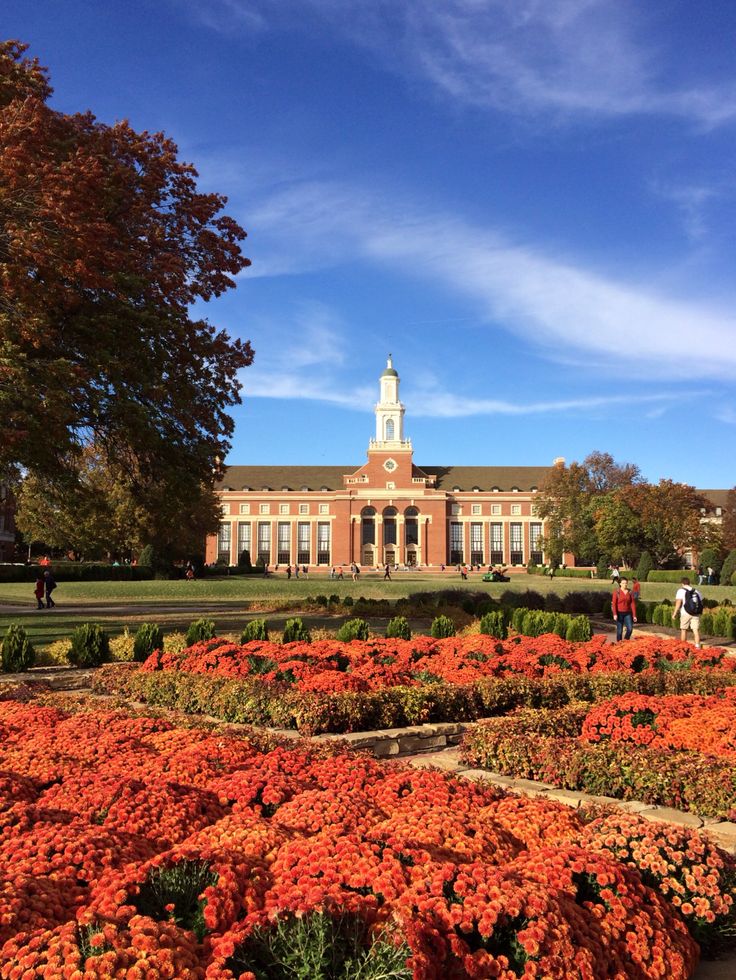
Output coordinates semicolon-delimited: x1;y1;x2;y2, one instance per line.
0;484;16;562
206;358;557;569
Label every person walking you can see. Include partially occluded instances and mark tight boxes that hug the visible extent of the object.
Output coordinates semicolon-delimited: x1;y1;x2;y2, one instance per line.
34;573;45;610
672;577;703;648
383;562;391;581
631;577;641;603
43;569;57;609
612;576;637;641
610;564;620;585
286;565;291;580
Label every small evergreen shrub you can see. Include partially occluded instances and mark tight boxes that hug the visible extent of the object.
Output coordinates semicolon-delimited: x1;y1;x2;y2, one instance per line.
240;619;269;642
1;624;35;673
719;549;736;589
138;544;155;568
329;594;340;605
386;615;411;640
713;608;731;637
700;611;714;636
565;615;592;642
335;618;370;642
69;623;110;667
699;548;723;578
133;623;164;662
237;549;252;571
430;614;456;638
314;595;328;607
342;595;354;607
511;606;527;635
282;618;311;643
479;610;507;639
636;551;655;582
110;628;135;661
185;618;216;646
596;556;610;580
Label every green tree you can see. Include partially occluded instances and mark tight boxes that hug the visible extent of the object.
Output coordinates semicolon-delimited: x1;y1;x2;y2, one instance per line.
591;493;644;567
0;42;252;548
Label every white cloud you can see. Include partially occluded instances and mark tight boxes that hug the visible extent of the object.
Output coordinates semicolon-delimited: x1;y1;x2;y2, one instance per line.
243;178;736;382
188;0;736;127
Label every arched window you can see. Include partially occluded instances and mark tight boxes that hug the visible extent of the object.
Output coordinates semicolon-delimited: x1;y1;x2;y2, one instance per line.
385;418;395;440
383;507;397;546
361;507;376;546
405;507;419;546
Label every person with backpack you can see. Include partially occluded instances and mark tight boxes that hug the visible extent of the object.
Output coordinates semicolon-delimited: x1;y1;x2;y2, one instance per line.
43;569;57;609
612;576;637;641
672;577;703;648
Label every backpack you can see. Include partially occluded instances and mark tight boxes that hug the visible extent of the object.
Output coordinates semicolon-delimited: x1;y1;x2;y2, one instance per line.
683;589;703;616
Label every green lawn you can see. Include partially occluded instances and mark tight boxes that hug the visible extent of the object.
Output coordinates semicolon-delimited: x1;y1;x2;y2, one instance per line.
2;572;734;650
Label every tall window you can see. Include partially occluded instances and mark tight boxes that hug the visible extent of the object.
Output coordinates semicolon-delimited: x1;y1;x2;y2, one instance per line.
490;523;503;565
257;522;270;566
405;507;418;546
297;522;310;565
470;523;483;566
450;522;463;564
361;508;375;545
530;522;543;565
237;522;251;563
385;418;394;440
383;510;397;545
510;522;523;565
277;522;290;564
217;522;231;564
317;522;330;564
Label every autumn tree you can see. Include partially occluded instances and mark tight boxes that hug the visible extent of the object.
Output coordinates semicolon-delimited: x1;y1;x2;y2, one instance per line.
1;41;253;553
722;487;736;552
621;480;708;568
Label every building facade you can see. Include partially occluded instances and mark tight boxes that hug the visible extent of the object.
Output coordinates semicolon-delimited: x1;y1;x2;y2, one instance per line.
206;358;557;569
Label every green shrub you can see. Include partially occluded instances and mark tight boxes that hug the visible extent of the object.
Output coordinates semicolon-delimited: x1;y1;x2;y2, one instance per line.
385;616;411;640
282;618;311;643
240;619;269;642
335;618;370;642
69;623;110;667
636;551;654;582
720;549;736;589
479;610;507;639
700;611;714;636
565;615;591;642
342;595;354;607
511;606;526;634
237;549;252;571
1;624;35;672
430;614;456;638
185;618;216;646
699;548;723;578
647;571;691;583
314;594;328;606
329;594;340;605
138;544;155;568
596;556;610;579
133;623;164;663
713;608;731;638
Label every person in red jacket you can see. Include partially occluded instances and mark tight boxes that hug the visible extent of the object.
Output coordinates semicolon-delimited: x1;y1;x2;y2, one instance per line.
612;576;637;641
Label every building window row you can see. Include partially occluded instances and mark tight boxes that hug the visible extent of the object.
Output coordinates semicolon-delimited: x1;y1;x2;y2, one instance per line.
451;503;525;517
221;520;333;566
238;502;330;516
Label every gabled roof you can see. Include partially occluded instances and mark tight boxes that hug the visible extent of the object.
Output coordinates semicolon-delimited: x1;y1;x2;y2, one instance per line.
697;489;731;510
421;466;551;491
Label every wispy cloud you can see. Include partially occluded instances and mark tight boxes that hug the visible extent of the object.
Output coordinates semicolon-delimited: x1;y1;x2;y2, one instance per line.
242;178;736;382
186;0;736;127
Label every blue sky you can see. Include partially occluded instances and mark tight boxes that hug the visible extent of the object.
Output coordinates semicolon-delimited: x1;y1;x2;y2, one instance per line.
8;0;736;486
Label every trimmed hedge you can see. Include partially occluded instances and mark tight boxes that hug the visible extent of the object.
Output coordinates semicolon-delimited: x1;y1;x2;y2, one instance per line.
647;571;695;583
0;563;154;582
461;712;736;819
91;663;736;736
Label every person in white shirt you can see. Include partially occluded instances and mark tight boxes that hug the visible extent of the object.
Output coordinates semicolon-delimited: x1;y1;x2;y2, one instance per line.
672;576;702;648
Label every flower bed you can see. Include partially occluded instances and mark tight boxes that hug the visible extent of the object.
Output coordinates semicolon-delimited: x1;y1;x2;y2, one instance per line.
0;697;734;976
91;634;736;734
461;693;736;818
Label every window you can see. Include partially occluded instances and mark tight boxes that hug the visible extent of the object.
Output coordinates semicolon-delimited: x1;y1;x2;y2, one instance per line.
530;522;543;565
450;522;463;564
383;515;397;545
237;522;251;563
451;504;460;516
239;503;250;515
386;481;395;490
491;504;501;515
471;503;481;515
383;458;397;472
279;503;289;515
530;504;538;516
511;504;521;516
297;522;310;565
716;507;723;517
259;503;270;515
318;504;328;515
362;510;375;545
405;507;419;546
490;523;503;564
217;522;231;564
470;523;483;565
257;523;271;565
299;503;309;515
510;522;523;565
277;522;290;564
385;419;395;440
317;522;330;564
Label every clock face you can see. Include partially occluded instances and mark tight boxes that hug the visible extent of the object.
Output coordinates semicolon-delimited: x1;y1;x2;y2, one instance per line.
383;458;397;472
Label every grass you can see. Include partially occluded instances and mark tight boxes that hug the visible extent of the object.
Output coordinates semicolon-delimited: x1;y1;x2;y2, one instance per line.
2;573;734;651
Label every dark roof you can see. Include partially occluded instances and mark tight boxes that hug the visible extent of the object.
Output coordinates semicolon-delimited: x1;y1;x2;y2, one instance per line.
697;489;731;509
217;466;353;491
422;466;551;491
217;464;553;492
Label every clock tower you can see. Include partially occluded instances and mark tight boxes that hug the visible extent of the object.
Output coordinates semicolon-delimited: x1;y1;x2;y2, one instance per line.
373;355;408;448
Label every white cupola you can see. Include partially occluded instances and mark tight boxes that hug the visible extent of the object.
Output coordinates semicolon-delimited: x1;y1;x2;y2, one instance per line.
372;355;409;448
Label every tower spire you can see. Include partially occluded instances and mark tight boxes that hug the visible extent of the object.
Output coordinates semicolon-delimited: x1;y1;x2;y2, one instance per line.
373;356;407;447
